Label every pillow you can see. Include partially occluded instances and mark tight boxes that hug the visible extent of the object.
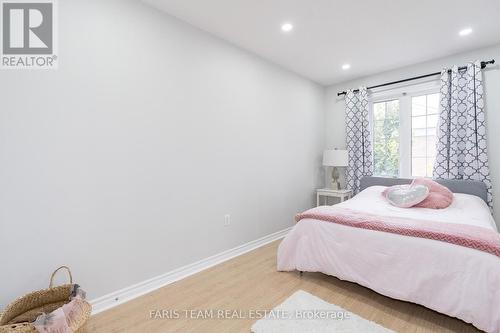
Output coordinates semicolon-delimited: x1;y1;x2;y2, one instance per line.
411;178;454;209
383;184;429;208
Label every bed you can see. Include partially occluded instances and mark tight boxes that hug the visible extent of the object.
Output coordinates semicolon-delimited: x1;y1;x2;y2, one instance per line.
277;177;500;333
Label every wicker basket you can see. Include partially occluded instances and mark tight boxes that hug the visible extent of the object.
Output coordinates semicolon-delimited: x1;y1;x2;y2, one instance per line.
0;266;91;333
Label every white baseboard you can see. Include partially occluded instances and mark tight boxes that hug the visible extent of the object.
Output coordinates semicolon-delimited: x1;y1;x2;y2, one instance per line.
90;227;291;315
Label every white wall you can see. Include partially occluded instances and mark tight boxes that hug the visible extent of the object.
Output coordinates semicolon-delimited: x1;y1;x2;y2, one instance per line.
0;0;325;306
325;43;500;222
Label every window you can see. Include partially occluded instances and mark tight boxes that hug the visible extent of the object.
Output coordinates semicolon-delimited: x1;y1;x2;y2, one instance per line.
370;84;440;178
373;100;400;177
411;94;439;177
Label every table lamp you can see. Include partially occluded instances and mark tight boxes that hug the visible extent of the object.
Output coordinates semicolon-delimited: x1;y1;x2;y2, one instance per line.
322;149;348;190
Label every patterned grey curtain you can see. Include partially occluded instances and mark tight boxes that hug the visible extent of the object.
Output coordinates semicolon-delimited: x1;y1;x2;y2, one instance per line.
433;61;492;207
345;87;373;194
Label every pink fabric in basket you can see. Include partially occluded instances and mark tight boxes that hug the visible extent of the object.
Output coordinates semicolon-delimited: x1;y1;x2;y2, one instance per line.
411;178;453;209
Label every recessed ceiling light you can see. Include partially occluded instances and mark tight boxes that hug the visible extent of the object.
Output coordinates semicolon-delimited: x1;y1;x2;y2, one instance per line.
459;27;473;36
342;64;351;70
281;23;293;32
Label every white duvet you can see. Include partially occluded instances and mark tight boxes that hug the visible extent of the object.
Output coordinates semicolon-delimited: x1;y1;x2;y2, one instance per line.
343;186;497;231
277;186;500;332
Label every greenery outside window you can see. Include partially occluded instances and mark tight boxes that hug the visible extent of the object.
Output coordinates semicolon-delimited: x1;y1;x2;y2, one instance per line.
369;82;440;178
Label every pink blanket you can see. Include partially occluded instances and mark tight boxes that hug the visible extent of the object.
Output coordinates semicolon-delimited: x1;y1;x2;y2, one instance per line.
296;206;500;258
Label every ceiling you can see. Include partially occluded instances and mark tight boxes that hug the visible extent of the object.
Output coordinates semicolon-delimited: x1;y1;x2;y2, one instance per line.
143;0;500;86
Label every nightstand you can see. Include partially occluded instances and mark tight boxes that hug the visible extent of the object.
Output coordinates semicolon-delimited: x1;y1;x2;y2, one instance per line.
316;188;353;206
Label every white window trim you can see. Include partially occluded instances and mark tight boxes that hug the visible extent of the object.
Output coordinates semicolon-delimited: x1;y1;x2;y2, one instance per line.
368;80;440;178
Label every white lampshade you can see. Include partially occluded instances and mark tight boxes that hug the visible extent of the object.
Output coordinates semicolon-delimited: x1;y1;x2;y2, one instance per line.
323;149;348;167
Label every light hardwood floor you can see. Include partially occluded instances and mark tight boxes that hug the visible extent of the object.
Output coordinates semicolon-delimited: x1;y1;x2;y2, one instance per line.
87;240;481;333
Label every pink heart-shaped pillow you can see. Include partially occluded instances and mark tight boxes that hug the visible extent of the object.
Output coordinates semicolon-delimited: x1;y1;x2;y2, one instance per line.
411;178;453;209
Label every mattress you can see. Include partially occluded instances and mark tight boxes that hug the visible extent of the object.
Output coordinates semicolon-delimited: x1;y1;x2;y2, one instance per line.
277;186;500;332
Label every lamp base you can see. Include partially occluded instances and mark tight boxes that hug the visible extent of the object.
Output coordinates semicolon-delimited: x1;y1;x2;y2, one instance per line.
331;167;341;190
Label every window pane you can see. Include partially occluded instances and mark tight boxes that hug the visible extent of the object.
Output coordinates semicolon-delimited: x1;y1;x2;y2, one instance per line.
413;128;426;136
373;100;400;177
427;93;440;114
412;157;427;177
374;102;385;119
386;100;399;119
427;135;436;157
411;93;439;177
412;116;427;128
427;114;439;128
412;136;426;157
412;96;426;116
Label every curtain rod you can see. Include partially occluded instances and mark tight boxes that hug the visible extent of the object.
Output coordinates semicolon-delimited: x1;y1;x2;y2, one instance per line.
337;59;495;97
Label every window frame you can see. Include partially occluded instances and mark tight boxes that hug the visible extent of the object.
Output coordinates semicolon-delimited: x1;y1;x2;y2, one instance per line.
369;81;440;178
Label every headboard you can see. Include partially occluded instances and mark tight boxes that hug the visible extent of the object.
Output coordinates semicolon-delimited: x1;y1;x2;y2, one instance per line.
359;176;488;203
